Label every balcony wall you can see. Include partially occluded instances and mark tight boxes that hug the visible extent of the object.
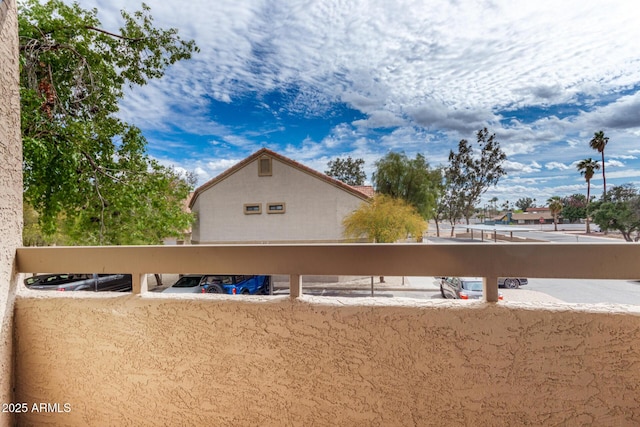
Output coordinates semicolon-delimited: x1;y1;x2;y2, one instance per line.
0;1;21;426
12;244;640;425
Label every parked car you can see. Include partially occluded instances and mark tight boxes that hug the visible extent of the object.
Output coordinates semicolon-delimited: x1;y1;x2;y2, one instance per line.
25;273;132;292
24;273;76;287
204;275;271;295
162;274;207;293
498;277;528;289
163;274;271;295
440;277;503;300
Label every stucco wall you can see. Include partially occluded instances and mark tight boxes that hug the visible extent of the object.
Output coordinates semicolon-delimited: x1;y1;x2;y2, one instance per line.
0;1;21;425
13;295;640;425
192;157;366;243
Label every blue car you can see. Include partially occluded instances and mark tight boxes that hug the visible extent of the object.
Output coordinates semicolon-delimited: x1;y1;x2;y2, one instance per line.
202;275;271;295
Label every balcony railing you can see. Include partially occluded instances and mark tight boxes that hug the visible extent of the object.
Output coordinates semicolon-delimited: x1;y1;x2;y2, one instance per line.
12;242;640;425
16;243;640;301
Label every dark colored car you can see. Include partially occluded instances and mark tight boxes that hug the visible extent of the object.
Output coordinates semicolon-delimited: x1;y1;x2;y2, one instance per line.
440;277;503;300
24;274;75;288
498;277;528;289
163;274;271;295
25;273;132;292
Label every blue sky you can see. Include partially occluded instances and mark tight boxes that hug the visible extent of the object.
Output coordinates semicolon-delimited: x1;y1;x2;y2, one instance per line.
77;0;640;206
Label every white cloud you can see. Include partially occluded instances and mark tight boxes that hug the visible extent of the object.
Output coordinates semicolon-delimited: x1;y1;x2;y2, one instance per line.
207;158;240;170
606;160;625;168
545;162;571;171
605;169;640;179
193;167;209;183
408;103;497;134
587;92;640;130
86;0;640;126
352;110;406;129
71;0;640;197
503;160;542;174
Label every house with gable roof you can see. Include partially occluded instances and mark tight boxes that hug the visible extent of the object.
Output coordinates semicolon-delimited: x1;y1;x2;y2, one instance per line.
189;148;373;244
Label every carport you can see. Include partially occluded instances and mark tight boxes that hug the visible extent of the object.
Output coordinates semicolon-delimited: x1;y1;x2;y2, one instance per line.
464;224;537;242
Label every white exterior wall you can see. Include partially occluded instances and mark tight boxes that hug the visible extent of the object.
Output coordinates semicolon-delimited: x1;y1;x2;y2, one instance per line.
192;157;366;243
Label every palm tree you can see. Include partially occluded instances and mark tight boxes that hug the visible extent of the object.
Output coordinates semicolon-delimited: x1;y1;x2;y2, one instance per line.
589;131;609;198
547;196;563;231
489;196;498;215
576;158;600;233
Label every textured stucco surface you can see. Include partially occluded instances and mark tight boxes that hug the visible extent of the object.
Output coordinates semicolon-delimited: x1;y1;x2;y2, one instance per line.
192;156;366;243
13;294;640;426
0;1;21;425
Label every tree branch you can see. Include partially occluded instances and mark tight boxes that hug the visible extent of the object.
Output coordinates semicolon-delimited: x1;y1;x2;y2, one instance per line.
82;151;122;183
84;25;147;42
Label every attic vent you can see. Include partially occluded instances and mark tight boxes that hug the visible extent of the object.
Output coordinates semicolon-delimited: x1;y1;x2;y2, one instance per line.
258;156;272;176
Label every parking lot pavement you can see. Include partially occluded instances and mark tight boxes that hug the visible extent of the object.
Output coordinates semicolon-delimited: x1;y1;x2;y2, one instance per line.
272;276;441;292
406;276;441;289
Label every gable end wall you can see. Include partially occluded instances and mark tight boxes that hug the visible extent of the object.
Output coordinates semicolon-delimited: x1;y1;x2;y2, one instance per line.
193;157;365;243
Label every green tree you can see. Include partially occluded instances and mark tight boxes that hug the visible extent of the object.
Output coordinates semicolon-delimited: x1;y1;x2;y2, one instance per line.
547;196;563;231
343;194;426;282
343;194;426;243
589;131;609;197
431;169;454;237
19;0;198;244
443;128;507;232
325;156;366;186
438;176;465;237
561;194;587;224
373;152;441;220
576;157;600;233
590;184;640;241
515;197;535;211
23;202;62;246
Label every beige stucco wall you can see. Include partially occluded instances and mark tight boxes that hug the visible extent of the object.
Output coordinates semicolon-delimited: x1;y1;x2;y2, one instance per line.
192;157;367;243
13;294;640;425
0;1;21;425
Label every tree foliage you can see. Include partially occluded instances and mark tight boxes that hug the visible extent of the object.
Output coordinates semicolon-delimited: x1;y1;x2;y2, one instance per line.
441;128;506;230
589;131;609;197
325;156;366;186
515;197;535;211
342;195;426;243
547;196;563;231
577;157;600;232
561;193;587;223
590;184;640;241
372;152;441;220
19;0;198;244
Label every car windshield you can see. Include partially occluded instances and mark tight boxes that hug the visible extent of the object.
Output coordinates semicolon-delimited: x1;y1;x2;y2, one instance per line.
173;276;202;288
461;281;483;292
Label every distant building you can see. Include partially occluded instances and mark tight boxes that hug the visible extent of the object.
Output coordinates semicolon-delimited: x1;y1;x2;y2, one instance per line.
493;207;557;225
189;148;373;244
